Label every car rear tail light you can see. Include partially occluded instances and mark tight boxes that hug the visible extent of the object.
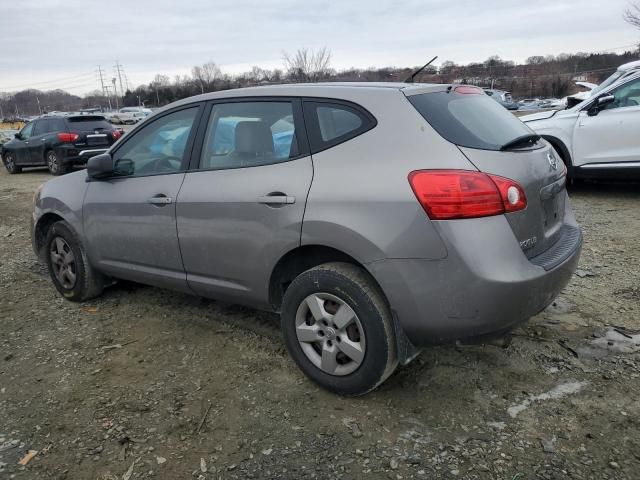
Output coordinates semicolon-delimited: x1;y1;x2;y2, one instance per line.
112;130;122;140
57;132;79;143
488;174;527;213
408;170;527;220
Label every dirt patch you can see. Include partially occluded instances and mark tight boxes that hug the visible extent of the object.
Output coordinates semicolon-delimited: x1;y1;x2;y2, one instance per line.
1;168;639;479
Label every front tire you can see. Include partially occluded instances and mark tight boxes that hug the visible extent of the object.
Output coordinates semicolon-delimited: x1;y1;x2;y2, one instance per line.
45;221;104;302
281;262;397;396
46;150;68;176
3;152;21;174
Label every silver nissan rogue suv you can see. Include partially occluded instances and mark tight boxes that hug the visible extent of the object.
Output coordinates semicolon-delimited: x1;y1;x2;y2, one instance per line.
31;83;582;395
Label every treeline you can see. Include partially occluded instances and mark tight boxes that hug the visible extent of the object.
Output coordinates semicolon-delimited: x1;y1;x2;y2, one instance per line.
2;47;639;117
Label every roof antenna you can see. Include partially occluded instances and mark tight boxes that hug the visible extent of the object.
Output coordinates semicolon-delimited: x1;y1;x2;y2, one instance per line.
404;56;438;83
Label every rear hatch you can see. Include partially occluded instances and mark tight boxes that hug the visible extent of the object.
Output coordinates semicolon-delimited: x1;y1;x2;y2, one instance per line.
406;86;567;258
65;116;118;148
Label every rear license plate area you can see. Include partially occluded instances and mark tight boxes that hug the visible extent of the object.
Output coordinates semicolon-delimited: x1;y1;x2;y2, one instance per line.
542;190;564;229
86;134;108;146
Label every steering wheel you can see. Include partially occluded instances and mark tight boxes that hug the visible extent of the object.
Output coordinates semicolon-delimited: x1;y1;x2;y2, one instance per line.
138;156;182;174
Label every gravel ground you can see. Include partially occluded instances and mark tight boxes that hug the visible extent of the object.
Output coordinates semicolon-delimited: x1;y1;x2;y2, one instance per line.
0;167;639;480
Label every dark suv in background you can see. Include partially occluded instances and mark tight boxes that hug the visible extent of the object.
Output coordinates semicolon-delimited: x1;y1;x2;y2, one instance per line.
1;115;121;175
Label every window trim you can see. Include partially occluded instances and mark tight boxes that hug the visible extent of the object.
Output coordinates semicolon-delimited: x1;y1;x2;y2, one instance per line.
302;98;377;154
187;96;310;172
106;102;205;179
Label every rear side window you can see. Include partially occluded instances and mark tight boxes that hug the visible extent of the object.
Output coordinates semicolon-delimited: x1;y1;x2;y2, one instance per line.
67;116;112;131
34;118;66;135
408;90;535;151
303;100;376;153
199;101;300;170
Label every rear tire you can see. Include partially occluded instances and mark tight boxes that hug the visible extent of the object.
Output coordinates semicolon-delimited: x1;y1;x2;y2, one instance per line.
45;221;105;302
46;150;68;176
3;152;21;174
281;262;397;396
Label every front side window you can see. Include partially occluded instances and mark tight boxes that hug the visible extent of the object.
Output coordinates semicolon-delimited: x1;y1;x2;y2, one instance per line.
602;78;640;110
113;107;198;176
33;120;48;136
20;122;34;139
199;101;298;170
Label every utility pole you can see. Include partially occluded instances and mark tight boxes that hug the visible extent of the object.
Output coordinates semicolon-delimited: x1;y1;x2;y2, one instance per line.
97;65;108;98
103;86;113;110
115;61;125;95
112;78;119;109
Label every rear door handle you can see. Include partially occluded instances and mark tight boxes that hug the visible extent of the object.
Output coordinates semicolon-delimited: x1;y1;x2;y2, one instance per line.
147;195;173;205
257;194;295;205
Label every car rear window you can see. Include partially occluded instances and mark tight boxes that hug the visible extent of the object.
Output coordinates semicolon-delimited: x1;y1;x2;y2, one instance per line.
408;89;535;151
67;116;112;131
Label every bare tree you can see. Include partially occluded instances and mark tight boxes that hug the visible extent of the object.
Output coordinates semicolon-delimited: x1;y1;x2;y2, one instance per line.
624;2;640;28
191;62;222;93
282;47;332;82
191;66;205;93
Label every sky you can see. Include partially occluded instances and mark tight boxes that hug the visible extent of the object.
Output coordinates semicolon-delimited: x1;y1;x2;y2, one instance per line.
0;0;638;96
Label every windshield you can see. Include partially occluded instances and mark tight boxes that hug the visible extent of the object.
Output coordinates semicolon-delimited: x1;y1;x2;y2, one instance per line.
408;90;536;151
590;70;626;96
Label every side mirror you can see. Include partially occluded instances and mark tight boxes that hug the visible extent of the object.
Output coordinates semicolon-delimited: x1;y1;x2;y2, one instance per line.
87;153;115;179
14;133;21;139
588;94;615;116
114;158;134;176
597;94;615;107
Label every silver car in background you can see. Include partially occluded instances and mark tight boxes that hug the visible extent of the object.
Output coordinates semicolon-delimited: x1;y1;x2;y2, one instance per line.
31;83;581;395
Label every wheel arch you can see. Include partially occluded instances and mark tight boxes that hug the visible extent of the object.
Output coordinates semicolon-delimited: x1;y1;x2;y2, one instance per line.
33;212;66;259
269;245;371;311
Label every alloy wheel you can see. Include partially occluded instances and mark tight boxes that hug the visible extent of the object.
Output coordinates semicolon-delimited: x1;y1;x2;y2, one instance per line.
47;151;59;173
5;153;15;171
295;292;366;376
50;237;77;289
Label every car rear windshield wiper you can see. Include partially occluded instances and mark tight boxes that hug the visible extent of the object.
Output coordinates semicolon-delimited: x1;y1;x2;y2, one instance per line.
500;134;541;151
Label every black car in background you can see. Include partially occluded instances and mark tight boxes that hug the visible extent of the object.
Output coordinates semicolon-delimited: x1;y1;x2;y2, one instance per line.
1;115;121;175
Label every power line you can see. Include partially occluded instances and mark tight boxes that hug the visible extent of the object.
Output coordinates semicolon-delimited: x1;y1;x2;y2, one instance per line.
0;71;95;91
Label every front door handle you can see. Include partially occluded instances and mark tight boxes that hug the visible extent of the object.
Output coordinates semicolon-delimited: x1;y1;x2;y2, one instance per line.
257;194;295;205
147;195;173;205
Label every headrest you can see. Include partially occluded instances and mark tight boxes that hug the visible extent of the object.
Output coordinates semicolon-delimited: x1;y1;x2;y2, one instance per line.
234;121;274;155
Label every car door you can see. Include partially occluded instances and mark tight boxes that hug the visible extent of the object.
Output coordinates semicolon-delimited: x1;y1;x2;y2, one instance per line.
28;118;53;164
13;122;35;165
83;104;203;292
176;98;313;308
572;77;640;168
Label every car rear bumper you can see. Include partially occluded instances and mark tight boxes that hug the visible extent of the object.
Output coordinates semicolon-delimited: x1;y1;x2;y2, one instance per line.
54;146;109;165
367;201;582;347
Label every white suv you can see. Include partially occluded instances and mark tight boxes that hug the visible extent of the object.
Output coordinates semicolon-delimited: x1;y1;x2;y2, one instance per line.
522;71;640;179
